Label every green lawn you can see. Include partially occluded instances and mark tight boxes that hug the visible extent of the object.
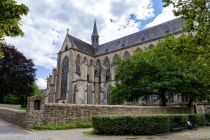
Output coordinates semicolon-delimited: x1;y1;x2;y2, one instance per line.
33;120;92;130
19;108;26;112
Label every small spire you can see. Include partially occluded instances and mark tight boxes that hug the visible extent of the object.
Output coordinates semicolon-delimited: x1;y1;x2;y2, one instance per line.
91;19;99;48
92;19;99;37
67;28;69;34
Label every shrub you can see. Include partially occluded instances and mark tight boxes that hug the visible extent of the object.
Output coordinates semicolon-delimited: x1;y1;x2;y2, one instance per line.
188;114;206;126
92;115;171;135
33;120;92;130
169;114;189;127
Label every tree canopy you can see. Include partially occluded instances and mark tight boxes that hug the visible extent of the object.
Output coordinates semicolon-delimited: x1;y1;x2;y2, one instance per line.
0;0;29;42
163;0;210;44
110;36;210;106
0;44;36;106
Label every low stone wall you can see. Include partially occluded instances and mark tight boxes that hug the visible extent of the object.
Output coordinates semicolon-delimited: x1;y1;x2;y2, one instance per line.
26;101;192;127
0;107;26;127
0;104;21;109
196;104;210;114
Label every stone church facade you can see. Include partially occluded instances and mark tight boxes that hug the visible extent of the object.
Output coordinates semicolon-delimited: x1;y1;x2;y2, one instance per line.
46;18;188;105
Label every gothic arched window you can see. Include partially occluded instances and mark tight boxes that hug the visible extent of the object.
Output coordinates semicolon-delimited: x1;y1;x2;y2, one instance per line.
73;85;77;104
95;59;101;82
112;54;120;64
123;51;131;58
61;56;69;100
148;44;155;49
103;57;111;82
76;55;81;76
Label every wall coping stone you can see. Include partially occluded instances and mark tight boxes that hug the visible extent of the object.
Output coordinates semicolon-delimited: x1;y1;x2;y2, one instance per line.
45;103;189;109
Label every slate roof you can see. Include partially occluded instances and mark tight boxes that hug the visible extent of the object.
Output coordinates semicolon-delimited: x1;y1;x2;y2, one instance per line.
96;18;184;55
68;35;95;56
66;18;184;56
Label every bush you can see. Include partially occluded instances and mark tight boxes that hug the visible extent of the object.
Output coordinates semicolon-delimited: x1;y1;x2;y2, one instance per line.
188;114;206;126
92;115;171;135
169;114;189;127
205;113;210;123
92;114;208;135
33;120;92;130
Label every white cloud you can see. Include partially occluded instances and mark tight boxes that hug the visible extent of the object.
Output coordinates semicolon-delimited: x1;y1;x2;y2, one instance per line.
145;4;177;28
5;0;156;89
5;0;155;70
36;78;47;90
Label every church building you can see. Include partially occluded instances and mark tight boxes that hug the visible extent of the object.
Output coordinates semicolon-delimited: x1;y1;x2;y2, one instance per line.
46;18;188;105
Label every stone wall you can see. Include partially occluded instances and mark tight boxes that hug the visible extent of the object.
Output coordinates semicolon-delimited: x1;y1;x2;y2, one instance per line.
26;96;45;128
0;104;21;109
0;107;26;127
196;104;210;114
41;104;192;125
26;95;192;127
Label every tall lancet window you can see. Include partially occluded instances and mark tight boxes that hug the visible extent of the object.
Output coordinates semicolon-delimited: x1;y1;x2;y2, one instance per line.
76;55;81;76
103;57;111;82
61;56;69;100
95;59;101;82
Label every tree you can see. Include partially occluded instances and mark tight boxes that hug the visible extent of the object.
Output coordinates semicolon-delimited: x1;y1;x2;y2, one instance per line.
32;83;42;96
0;0;29;42
0;44;35;106
163;0;210;42
110;36;210;106
110;0;210;106
162;0;210;106
110;40;184;106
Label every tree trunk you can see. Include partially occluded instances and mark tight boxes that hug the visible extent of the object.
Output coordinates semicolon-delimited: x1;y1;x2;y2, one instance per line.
187;98;193;108
160;92;167;106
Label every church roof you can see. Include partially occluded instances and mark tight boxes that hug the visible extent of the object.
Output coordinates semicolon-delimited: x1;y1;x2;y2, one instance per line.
95;18;184;55
65;18;184;56
68;35;95;56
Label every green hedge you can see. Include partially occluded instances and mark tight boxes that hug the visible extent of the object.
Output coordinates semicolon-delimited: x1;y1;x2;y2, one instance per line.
188;114;206;126
169;114;189;127
92;114;207;135
92;115;171;135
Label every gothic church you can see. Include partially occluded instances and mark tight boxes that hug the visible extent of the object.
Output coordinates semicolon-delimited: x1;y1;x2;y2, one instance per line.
46;18;188;105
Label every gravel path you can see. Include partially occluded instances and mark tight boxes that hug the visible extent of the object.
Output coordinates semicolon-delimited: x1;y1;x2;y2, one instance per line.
0;119;210;140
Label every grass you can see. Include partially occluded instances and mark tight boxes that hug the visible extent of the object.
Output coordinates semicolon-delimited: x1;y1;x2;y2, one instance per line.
82;130;97;135
19;107;26;112
33;120;92;130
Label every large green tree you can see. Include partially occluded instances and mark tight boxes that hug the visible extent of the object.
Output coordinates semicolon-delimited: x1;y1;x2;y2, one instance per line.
163;0;210;43
0;44;36;106
163;0;210;106
0;0;28;57
111;38;184;106
110;36;210;106
0;0;28;41
110;0;210;106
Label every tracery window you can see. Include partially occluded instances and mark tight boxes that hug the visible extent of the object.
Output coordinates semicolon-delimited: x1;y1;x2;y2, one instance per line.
123;51;131;58
76;55;81;76
95;59;101;82
61;56;69;99
148;44;155;49
103;57;111;82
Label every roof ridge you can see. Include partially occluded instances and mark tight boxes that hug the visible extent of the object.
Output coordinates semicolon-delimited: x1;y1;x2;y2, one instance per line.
99;18;182;47
68;34;92;46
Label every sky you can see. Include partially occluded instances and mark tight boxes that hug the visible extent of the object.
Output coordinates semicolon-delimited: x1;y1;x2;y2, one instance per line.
5;0;177;89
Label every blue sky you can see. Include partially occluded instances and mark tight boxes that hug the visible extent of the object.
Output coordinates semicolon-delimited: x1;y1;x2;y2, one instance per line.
6;0;176;89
